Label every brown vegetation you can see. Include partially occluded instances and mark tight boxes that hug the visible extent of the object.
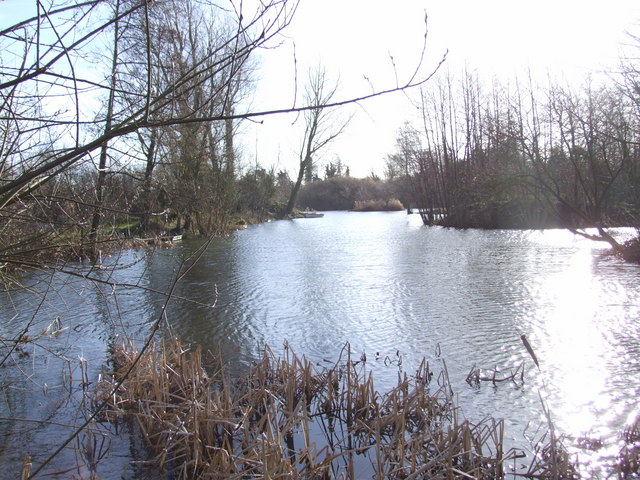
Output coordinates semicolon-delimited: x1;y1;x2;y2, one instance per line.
95;338;518;479
353;199;405;212
617;415;640;478
297;176;402;211
93;337;640;479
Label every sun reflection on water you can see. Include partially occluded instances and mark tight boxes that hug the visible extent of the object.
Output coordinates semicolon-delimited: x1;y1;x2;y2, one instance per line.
523;233;639;474
539;245;608;427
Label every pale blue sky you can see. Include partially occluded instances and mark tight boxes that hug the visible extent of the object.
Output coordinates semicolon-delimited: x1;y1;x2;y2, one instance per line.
2;1;638;178
248;0;640;177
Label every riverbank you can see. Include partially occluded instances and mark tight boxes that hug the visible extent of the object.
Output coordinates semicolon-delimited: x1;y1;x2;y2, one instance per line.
619;236;640;263
4;209;639;279
424;207;640;265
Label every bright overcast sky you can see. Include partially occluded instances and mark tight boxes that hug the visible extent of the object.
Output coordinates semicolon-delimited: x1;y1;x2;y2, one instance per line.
246;0;640;178
1;1;638;179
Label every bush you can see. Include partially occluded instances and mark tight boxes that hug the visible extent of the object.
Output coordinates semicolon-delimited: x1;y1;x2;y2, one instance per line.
297;176;397;210
353;199;404;211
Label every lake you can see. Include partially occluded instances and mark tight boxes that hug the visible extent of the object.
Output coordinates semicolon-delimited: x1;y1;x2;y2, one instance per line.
2;211;640;478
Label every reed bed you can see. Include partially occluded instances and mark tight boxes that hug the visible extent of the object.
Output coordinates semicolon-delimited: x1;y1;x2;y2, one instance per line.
94;338;527;479
519;429;579;480
616;415;640;478
352;199;405;212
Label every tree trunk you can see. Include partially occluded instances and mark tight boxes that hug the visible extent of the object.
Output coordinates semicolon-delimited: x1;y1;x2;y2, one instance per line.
283;156;309;217
89;0;120;261
224;106;235;175
140;129;157;233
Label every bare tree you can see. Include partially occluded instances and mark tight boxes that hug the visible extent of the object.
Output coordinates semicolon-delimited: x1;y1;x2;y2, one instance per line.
88;0;123;260
0;0;296;206
283;66;350;217
405;66;640;248
528;80;638;249
0;0;299;267
0;5;448;476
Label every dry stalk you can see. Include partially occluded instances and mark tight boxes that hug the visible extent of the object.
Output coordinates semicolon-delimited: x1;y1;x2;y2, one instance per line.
615;415;640;478
92;338;545;479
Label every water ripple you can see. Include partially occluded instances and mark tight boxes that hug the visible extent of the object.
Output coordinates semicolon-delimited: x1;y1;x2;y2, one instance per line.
2;212;639;477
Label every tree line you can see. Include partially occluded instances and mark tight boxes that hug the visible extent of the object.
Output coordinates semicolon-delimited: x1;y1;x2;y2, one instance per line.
0;0;299;266
384;58;640;258
0;0;443;271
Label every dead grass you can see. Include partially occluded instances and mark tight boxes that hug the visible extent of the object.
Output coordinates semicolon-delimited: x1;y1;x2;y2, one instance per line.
94;338;517;479
520;429;579;480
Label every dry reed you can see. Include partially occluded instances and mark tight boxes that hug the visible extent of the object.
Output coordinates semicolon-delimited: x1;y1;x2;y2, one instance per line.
520;429;579;480
353;199;404;212
466;363;526;388
615;415;640;478
93;338;534;479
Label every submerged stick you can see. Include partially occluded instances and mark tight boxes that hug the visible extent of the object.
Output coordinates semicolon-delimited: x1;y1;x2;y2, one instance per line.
520;334;539;369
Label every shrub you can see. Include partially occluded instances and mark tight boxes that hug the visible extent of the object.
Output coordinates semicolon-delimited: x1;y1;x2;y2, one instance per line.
297;176;398;210
353;198;404;211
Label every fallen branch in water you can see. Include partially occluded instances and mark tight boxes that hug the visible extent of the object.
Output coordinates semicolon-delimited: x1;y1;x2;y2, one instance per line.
466;362;526;388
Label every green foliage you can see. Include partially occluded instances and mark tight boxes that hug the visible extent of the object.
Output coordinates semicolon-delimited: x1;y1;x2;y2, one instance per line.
324;157;349;179
236;167;286;219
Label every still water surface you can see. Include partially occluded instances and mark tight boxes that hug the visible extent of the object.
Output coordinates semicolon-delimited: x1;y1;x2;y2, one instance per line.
1;211;640;477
